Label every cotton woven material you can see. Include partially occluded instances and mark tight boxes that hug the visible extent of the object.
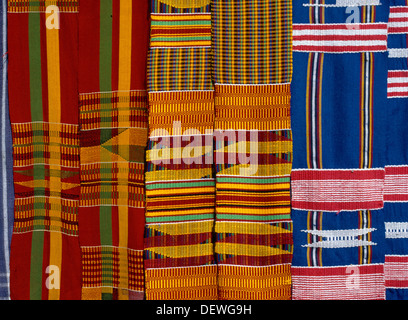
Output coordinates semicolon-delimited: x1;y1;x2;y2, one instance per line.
7;0;81;299
0;0;13;301
78;0;149;300
212;0;294;300
290;0;389;300
144;0;218;300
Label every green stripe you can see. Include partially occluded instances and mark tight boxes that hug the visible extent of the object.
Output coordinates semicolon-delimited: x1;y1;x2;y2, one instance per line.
146;214;214;223
28;13;44;300
98;0;113;263
28;13;43;122
217;177;290;184
99;206;113;247
146;181;215;190
99;0;112;92
216;214;291;222
30;231;44;300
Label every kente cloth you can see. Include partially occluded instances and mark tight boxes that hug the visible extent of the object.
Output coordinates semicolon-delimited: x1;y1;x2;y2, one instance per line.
290;0;389;300
384;0;408;300
78;0;149;300
212;0;294;300
144;0;217;300
7;0;82;299
0;0;13;301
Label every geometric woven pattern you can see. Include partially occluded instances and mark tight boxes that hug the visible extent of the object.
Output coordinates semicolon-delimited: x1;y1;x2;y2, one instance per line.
8;4;81;300
78;0;149;300
212;0;293;300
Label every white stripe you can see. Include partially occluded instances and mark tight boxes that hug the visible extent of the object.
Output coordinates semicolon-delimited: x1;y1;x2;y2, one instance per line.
385;222;408;239
364;52;369;169
293;40;387;47
1;0;10;299
311;54;318;169
387;77;408;84
387;86;408;93
292;29;388;36
388;48;408;58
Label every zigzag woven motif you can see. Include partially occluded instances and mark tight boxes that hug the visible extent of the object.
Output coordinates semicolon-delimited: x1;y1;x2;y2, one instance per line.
77;0;149;300
144;0;217;301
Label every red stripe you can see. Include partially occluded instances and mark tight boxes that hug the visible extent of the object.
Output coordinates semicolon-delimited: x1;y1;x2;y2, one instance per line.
128;208;146;250
60;236;81;299
388;27;408;33
39;13;49;123
390;7;408;13
385;280;408;288
292;264;384;277
59;14;79;124
111;0;120;92
384;194;408;201
7;13;31;123
292;35;387;41
293;23;387;30
387;91;408;97
386;166;408;175
388;70;408;77
388;17;408;22
130;0;149;90
386;255;408;263
387;82;408;88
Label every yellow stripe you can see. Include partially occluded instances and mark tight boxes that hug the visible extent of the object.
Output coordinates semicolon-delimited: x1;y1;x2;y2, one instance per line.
146;186;214;196
147;221;213;235
148;243;213;258
217;182;290;191
216;243;291;257
146;207;213;217
216;207;290;215
46;15;62;300
118;0;132;91
215;222;291;235
117;0;133;299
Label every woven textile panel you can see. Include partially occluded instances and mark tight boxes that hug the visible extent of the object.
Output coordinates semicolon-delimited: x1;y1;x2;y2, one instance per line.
78;0;149;300
384;0;408;300
290;0;389;300
212;0;294;300
144;0;217;300
7;0;81;299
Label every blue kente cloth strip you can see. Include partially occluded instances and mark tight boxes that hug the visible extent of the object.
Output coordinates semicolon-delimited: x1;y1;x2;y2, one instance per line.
290;0;389;300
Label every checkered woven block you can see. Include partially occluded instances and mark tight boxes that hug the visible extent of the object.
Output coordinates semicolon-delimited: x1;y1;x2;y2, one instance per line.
212;0;293;85
212;0;293;300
